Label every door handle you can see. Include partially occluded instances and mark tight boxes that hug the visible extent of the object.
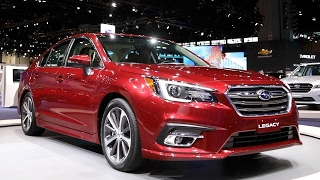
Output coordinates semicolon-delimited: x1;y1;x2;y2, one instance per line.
56;75;63;83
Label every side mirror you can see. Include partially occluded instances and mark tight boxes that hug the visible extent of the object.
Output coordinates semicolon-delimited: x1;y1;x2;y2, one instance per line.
68;55;90;66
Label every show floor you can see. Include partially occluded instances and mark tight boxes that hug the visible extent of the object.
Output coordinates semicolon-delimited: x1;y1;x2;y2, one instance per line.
1;109;320;179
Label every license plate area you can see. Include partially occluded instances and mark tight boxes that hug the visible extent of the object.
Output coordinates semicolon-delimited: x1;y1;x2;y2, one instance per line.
257;118;280;134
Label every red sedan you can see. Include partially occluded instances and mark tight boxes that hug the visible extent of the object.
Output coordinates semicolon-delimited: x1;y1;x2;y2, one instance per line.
17;33;302;172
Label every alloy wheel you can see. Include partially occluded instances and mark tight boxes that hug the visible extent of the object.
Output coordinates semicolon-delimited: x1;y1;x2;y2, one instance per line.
103;107;131;164
21;96;33;131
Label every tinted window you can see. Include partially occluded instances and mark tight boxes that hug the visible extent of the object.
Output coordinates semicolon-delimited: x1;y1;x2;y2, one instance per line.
291;64;320;76
67;38;102;68
41;40;70;67
39;51;50;67
98;35;208;66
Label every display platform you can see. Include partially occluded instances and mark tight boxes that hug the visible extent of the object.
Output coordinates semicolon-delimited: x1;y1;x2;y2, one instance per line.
1;94;319;180
0;125;319;180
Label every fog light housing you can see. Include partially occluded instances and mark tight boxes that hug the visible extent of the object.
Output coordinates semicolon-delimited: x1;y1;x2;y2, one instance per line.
156;123;215;147
164;132;204;147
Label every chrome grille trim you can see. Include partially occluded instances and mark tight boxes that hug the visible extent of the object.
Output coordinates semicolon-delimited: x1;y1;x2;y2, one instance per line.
232;98;288;105
236;105;288;112
223;126;295;149
226;85;291;117
288;83;313;93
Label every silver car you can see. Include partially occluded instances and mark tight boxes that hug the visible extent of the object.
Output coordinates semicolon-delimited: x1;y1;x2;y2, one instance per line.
281;63;320;110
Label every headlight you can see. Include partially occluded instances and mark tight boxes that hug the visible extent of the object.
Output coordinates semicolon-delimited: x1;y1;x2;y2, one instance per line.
145;77;218;103
314;85;320;89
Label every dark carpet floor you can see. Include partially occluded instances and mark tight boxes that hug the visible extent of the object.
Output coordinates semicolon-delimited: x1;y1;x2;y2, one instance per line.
0;94;20;120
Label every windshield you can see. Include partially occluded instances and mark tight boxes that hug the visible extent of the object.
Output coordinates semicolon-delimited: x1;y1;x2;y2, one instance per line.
98;34;209;66
290;64;320;76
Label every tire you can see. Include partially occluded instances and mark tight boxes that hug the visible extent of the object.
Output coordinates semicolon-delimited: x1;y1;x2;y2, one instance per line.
20;92;45;136
100;98;147;172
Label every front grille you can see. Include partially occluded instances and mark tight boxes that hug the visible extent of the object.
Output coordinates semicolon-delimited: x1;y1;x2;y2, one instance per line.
223;126;295;149
293;97;315;102
227;85;290;116
288;83;313;93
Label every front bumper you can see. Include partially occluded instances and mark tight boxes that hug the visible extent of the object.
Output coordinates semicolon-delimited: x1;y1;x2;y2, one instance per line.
292;88;320;105
135;95;302;161
142;139;301;161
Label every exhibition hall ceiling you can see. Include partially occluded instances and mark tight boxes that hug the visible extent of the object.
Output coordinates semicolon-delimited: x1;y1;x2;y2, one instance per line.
1;0;320;56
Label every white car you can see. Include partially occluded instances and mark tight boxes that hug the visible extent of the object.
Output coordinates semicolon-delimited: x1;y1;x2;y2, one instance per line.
281;62;320;109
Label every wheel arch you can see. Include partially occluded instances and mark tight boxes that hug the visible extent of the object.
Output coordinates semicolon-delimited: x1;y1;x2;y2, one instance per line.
96;92;132;143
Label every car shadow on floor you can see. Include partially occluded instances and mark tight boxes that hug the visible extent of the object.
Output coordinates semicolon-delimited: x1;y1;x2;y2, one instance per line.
25;129;293;180
145;154;293;179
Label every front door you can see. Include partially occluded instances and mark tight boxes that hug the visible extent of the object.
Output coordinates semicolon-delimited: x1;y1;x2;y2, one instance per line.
53;37;103;133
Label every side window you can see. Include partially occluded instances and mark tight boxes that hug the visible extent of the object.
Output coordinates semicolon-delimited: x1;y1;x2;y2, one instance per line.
39;52;50;67
68;38;103;68
42;41;70;67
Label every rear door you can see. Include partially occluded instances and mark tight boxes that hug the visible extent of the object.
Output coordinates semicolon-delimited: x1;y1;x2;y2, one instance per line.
30;40;71;124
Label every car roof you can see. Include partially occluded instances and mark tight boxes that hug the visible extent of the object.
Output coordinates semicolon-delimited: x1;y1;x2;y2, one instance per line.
294;62;320;66
69;32;165;40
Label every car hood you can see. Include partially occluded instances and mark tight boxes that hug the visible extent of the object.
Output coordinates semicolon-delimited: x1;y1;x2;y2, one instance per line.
117;64;282;92
281;76;320;84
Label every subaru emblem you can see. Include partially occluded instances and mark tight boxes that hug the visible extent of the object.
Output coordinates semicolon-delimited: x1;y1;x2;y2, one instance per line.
256;89;272;101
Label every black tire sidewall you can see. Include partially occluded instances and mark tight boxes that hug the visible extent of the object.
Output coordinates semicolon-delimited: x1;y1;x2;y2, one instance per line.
21;92;44;136
100;98;144;172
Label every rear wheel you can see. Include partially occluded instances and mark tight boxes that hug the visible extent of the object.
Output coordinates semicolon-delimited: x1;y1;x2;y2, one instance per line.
100;98;147;172
20;92;45;136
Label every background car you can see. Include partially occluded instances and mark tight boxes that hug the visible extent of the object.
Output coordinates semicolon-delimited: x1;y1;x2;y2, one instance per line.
18;33;302;172
281;62;320;110
263;72;287;79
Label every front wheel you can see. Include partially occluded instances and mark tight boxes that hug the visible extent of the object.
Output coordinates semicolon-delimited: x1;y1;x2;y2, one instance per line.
100;98;147;172
20;92;45;136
